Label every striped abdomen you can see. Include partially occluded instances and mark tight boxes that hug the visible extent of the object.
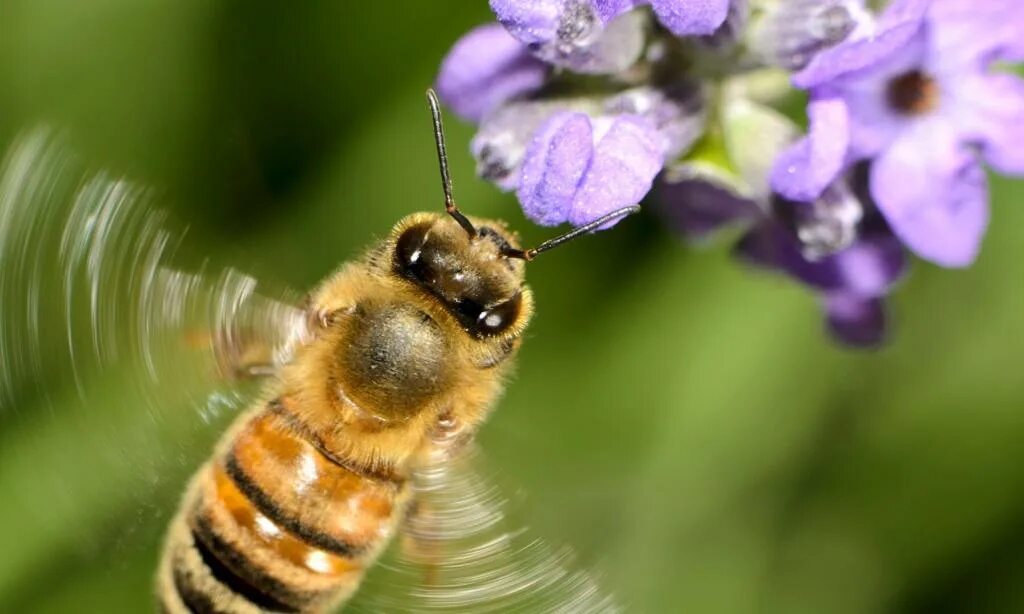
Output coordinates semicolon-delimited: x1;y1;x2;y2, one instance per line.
158;399;408;613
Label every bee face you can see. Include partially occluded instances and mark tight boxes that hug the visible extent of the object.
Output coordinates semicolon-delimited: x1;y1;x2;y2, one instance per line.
390;213;530;340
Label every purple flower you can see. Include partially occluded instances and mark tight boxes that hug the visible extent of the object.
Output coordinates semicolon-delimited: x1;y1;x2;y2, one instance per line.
489;0;731;73
751;0;866;70
436;24;549;122
434;0;1024;348
518;111;666;226
737;222;905;347
464;84;702;221
657;178;759;241
470;99;582;191
489;0;647;73
660;175;907;346
772;0;1024;267
646;0;732;37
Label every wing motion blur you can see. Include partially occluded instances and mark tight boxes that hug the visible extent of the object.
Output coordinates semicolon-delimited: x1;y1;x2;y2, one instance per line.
351;445;620;613
0;127;308;416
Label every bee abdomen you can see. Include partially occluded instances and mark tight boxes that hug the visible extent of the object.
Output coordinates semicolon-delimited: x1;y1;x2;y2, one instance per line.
158;400;408;613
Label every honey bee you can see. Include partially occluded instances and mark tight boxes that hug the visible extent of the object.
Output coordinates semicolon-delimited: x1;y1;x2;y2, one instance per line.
155;91;638;613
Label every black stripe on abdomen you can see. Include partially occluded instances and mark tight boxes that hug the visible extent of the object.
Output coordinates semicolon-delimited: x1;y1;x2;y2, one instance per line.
223;452;366;559
189;514;308;612
172;562;219;614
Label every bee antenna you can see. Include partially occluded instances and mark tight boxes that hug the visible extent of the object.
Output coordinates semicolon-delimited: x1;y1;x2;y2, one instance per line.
426;89;476;238
501;205;642;261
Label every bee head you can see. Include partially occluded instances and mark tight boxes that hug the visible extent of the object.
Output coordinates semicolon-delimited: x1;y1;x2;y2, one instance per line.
390;213;529;340
391;89;638;342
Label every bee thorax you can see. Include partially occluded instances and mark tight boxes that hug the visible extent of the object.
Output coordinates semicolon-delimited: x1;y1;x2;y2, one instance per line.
333;301;451;421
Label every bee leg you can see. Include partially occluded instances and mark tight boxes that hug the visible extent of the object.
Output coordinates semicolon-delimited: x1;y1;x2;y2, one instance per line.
182;327;278;381
400;497;444;588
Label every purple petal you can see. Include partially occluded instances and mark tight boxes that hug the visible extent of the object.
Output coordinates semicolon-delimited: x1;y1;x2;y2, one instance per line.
877;0;931;30
929;0;1024;68
792;0;929;89
436;24;549;123
657;178;760;241
472;100;571;191
832;27;928;158
491;0;637;38
870;122;989;267
751;0;863;70
649;0;731;36
824;294;888;347
594;0;641;22
738;223;905;296
774;179;864;259
953;72;1024;176
736;223;841;289
771;95;850;201
568;115;665;227
517;112;595;226
491;0;644;73
603;84;705;159
830;232;906;297
490;0;562;44
550;8;646;74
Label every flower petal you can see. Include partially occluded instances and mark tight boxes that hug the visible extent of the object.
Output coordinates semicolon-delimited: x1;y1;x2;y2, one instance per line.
831;25;928;158
929;0;1024;68
649;0;730;36
569;115;664;226
603;83;706;160
517;111;595;226
490;0;562;44
594;0;640;22
436;24;549;122
771;95;849;201
953;72;1024;176
551;8;646;74
830;232;906;297
824;294;888;347
870;122;989;267
736;223;839;289
738;222;905;296
792;0;928;88
491;0;645;73
657;178;760;241
751;0;862;70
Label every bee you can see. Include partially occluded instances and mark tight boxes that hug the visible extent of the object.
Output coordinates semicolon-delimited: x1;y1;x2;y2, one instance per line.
155;90;638;613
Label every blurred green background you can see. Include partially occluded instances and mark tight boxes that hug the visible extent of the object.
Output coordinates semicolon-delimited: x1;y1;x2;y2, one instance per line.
2;1;1024;612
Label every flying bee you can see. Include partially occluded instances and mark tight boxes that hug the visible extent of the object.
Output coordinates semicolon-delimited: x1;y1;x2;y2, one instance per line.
155;90;638;613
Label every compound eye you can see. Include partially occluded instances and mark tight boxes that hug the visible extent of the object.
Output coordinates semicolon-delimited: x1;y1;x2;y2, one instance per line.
394;224;434;284
472;292;522;337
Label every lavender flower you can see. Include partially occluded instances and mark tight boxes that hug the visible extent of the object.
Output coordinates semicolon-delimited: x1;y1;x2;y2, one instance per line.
436;24;549;122
750;0;866;70
518;111;666;226
658;97;906;346
660;173;907;347
437;0;1024;346
772;0;1024;267
488;0;648;73
490;0;731;72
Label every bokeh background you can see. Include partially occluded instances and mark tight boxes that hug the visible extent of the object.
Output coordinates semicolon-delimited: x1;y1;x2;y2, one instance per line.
2;2;1024;612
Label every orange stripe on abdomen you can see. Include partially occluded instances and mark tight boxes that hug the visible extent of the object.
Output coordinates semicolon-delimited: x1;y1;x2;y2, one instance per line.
209;463;360;579
225;409;402;558
177;400;410;612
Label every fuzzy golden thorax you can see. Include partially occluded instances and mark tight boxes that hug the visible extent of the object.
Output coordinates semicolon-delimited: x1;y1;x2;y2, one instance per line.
278;213;534;474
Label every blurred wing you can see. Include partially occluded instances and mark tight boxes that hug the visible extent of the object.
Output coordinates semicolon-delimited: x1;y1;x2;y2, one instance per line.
351;446;620;613
0;126;309;416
